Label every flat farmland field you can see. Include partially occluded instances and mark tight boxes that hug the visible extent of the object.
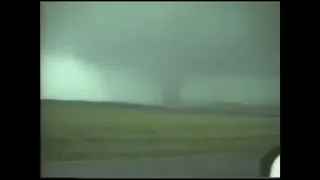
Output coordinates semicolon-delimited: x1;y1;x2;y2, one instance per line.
41;100;280;162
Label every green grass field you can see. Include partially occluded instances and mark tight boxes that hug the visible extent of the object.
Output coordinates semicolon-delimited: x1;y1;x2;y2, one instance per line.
41;100;280;162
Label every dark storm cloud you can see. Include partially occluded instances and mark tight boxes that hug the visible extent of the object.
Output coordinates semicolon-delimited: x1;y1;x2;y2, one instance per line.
41;2;280;106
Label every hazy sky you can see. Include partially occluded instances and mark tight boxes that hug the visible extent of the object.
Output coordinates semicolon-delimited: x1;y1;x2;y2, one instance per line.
41;2;280;106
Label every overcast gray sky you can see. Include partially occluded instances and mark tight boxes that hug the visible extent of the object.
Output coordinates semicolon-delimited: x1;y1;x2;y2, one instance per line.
40;2;280;106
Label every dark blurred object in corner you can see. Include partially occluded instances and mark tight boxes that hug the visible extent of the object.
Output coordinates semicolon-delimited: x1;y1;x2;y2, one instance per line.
260;146;280;177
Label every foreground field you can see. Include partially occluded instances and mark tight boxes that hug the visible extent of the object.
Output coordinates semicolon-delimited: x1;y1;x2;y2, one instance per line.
41;100;280;162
